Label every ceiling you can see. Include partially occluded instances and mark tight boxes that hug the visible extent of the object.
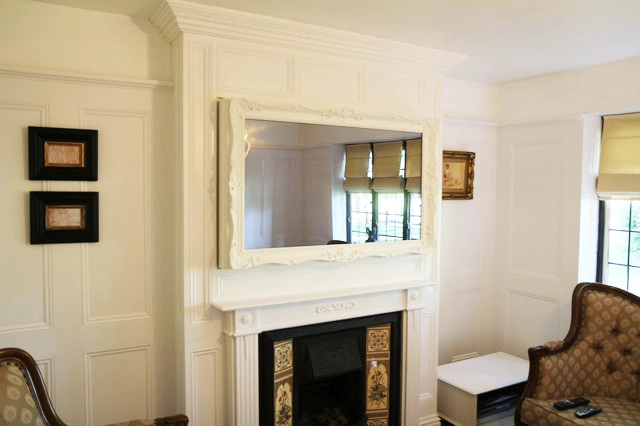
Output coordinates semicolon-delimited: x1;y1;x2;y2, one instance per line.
33;0;640;84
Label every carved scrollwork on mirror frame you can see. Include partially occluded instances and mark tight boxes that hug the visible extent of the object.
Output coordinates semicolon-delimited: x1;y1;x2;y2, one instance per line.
217;97;440;269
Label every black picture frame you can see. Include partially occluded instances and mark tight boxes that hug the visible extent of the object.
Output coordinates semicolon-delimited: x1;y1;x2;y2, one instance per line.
28;126;98;181
30;191;99;244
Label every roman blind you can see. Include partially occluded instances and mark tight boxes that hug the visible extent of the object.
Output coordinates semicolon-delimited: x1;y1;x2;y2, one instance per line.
343;143;371;192
371;141;404;192
597;112;640;199
404;138;422;193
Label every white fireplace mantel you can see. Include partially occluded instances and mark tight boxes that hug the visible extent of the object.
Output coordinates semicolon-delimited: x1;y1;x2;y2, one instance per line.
217;284;438;425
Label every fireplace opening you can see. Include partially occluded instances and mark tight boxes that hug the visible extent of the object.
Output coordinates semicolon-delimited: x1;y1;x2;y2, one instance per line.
298;331;365;425
259;312;402;426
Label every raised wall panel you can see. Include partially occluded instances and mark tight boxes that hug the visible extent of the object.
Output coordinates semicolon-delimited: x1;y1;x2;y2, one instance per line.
366;69;424;113
218;45;293;97
424;75;441;119
505;290;559;357
37;357;55;404
85;346;152;426
418;308;438;423
192;348;222;426
303;148;333;246
451;290;483;357
186;40;214;323
508;141;562;279
0;102;52;334
244;149;303;249
84;111;150;324
439;121;497;364
496;120;585;357
298;58;363;104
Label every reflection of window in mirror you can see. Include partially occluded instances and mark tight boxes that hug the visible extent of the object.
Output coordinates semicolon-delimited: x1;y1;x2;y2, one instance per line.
344;139;422;243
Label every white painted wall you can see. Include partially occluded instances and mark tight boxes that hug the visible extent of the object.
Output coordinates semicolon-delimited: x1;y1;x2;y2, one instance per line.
438;78;499;363
0;1;178;425
493;59;640;358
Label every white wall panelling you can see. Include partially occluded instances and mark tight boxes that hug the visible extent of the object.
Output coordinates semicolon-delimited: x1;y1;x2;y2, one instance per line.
217;44;294;97
0;10;177;421
178;33;222;426
439;119;497;363
183;39;215;325
84;346;153;425
366;68;426;113
495;119;591;358
191;348;223;426
297;57;363;105
504;290;560;355
83;110;152;324
0;101;52;335
507;139;563;279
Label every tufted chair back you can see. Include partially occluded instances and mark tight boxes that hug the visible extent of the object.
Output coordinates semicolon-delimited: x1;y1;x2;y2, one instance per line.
0;347;67;426
526;283;640;402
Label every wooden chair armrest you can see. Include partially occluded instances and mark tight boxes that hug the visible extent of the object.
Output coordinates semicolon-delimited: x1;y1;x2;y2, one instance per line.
154;414;189;426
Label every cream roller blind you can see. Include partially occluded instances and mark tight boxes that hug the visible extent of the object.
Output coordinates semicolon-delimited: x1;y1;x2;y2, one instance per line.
371;141;404;192
597;112;640;199
405;138;422;193
344;143;371;192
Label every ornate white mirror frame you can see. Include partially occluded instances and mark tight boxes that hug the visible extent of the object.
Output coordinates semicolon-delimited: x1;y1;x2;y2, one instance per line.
217;98;440;269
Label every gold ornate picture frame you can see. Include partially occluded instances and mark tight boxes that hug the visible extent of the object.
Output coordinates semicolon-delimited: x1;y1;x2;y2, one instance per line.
442;150;475;200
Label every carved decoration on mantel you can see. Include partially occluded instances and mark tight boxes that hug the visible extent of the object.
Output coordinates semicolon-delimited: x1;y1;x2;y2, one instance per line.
316;302;356;314
218;98;440;269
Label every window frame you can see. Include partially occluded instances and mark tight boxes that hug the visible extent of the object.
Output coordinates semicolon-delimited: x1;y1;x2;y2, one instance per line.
597;199;640;293
346;190;420;243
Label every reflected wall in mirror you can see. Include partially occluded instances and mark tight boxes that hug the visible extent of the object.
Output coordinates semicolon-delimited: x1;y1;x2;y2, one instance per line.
218;98;439;269
244;119;420;250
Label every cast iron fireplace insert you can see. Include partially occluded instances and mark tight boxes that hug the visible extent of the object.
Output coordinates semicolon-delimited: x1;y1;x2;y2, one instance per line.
258;311;402;426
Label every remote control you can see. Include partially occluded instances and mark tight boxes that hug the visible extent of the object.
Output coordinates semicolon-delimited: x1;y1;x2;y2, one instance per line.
575;404;602;418
553;397;590;410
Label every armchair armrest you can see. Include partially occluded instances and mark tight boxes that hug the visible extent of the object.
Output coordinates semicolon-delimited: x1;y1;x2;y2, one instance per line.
154;414;189;426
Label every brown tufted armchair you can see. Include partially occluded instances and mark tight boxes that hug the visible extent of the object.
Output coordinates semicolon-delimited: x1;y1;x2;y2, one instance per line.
0;347;188;426
515;282;640;425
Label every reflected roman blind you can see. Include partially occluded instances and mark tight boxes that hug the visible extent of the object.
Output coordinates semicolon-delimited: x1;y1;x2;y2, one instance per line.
597;112;640;199
404;138;422;193
344;143;371;192
371;141;404;192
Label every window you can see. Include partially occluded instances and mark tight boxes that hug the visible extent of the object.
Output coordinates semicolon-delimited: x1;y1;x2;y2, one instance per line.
598;200;640;294
596;112;640;294
344;141;421;243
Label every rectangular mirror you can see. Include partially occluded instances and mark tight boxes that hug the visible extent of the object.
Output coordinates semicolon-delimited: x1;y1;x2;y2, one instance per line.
218;98;439;269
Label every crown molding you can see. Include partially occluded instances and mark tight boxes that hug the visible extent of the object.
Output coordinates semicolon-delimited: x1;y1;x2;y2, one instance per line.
151;0;467;75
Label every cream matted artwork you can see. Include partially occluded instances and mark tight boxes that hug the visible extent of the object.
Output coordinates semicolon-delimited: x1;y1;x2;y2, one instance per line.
45;205;85;230
44;141;85;167
442;150;475;200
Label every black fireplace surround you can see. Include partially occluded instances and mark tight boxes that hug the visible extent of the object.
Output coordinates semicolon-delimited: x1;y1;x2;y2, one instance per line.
259;312;402;426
